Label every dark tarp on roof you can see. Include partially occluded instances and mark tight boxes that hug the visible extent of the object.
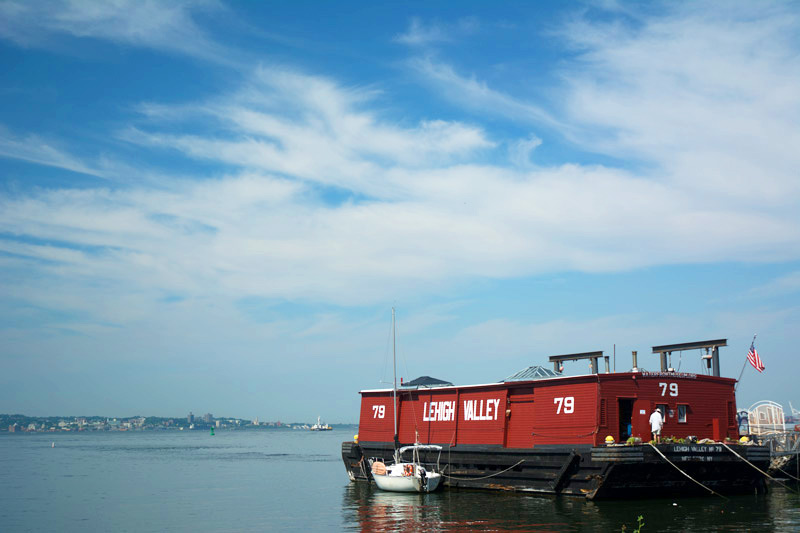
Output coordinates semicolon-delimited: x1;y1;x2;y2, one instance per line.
401;375;453;388
502;365;561;382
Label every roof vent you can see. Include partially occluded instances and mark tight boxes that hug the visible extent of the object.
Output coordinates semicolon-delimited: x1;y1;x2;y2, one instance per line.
502;365;561;382
400;376;453;388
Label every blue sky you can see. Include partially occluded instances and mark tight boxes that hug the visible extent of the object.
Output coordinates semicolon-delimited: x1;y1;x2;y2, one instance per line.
1;1;799;422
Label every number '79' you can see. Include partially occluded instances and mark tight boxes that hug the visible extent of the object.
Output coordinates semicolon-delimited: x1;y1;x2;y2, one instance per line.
554;397;574;414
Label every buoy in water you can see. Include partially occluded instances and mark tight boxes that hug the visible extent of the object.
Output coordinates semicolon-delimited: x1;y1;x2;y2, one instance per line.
210;428;215;436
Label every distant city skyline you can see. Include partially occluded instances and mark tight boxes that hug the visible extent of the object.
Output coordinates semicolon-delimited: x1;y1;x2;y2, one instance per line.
1;1;798;421
1;412;351;432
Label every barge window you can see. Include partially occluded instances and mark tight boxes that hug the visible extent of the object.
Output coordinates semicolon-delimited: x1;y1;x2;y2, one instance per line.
677;404;688;423
657;404;668;422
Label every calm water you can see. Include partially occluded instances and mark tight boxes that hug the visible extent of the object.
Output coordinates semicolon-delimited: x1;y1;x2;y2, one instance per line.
1;429;798;532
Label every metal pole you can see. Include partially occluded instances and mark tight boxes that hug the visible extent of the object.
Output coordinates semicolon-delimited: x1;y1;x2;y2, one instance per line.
392;307;398;452
735;335;756;392
711;346;720;377
734;358;748;391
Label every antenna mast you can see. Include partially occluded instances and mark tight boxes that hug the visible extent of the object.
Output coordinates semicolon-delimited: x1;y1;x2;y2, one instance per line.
392;307;398;452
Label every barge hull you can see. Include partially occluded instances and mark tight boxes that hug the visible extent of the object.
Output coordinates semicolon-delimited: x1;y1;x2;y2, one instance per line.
342;440;769;499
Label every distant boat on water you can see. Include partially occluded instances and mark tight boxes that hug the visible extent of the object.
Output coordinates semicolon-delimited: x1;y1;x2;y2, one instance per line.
310;416;332;431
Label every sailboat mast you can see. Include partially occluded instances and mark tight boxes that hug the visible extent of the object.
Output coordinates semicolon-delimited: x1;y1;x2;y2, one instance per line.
392;307;398;448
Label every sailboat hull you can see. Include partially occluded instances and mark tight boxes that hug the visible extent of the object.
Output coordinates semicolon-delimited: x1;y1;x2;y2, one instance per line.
373;473;420;492
372;468;442;493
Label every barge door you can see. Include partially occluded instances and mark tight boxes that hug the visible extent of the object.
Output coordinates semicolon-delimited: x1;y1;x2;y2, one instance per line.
504;389;535;448
618;399;634;441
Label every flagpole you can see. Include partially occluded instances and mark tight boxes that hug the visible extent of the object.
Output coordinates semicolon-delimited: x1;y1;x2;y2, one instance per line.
734;334;756;392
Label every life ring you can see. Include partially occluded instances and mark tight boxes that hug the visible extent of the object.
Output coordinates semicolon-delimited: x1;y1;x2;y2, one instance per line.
371;461;386;476
403;464;414;476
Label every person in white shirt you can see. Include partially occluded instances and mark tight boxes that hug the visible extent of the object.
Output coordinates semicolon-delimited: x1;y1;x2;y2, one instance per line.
649;407;664;444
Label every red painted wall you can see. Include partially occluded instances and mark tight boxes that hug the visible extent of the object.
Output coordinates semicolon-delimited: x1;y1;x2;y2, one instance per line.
531;378;599;445
597;373;738;442
357;372;738;448
358;392;395;443
397;389;459;446
456;388;507;445
505;388;535;448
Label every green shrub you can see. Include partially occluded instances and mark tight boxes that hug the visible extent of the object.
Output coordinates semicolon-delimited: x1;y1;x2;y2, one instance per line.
621;515;645;532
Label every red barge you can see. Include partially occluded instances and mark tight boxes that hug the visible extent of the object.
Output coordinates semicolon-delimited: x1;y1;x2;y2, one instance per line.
342;339;770;499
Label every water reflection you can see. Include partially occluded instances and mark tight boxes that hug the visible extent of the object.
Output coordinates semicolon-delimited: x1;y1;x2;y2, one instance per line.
345;487;445;532
341;482;800;532
342;483;595;532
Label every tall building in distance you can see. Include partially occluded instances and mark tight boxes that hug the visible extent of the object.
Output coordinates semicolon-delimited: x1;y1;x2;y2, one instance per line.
187;412;194;424
203;413;213;423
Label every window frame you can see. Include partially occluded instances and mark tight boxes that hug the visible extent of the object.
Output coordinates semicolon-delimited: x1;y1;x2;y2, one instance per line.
657;403;669;424
677;404;688;424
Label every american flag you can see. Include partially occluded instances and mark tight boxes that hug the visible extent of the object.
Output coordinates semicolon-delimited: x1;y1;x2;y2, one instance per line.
747;341;765;373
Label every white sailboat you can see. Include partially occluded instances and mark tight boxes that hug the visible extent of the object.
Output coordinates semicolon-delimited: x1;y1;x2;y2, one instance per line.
371;444;443;493
369;308;443;493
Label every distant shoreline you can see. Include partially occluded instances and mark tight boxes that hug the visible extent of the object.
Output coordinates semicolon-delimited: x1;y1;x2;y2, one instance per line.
1;413;356;433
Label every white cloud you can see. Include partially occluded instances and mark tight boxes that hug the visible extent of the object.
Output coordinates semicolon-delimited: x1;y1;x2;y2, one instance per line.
0;127;106;178
1;2;799;328
394;17;478;46
0;0;235;65
509;135;542;167
402;4;800;213
557;2;800;205
120;67;494;197
395;18;450;46
408;57;562;129
749;271;800;297
3;146;797;324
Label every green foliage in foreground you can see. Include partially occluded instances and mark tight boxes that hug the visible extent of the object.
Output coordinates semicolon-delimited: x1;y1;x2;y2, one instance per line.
621;515;645;532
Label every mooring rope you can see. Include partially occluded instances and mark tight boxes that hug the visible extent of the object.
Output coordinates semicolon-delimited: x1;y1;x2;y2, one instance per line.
356;456;369;480
647;443;728;500
721;443;799;493
773;465;800;483
441;459;526;481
